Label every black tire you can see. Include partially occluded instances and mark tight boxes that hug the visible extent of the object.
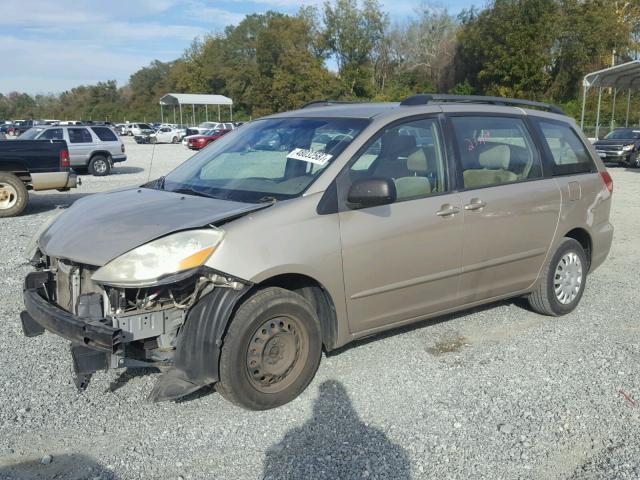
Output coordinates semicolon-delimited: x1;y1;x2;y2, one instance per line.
0;173;28;218
150;137;157;144
528;238;587;316
172;136;178;144
89;155;111;176
630;153;640;168
217;287;322;410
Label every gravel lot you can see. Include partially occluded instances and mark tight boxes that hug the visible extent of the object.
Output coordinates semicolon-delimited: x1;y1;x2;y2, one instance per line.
1;137;639;479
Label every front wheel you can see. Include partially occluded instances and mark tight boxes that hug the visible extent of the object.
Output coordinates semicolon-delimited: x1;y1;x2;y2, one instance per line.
0;173;28;217
172;136;178;144
528;238;587;316
217;287;322;410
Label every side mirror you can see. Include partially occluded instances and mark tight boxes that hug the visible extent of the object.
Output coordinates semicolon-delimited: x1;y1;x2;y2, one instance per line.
347;178;397;209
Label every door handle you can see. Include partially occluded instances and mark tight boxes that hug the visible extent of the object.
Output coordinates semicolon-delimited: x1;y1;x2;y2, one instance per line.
464;198;486;211
436;204;461;217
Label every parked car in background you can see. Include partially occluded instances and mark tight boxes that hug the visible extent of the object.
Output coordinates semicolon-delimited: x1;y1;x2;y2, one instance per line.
149;127;182;144
19;95;613;410
14;120;47;136
58;121;83;126
133;125;157;144
129;123;155;136
0;123;15;136
187;128;231;150
0;132;6;141
593;128;640;168
19;125;126;176
192;121;235;134
0;139;77;216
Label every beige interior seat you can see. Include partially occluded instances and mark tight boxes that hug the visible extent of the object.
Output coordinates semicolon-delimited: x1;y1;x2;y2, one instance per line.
394;149;432;200
463;144;518;188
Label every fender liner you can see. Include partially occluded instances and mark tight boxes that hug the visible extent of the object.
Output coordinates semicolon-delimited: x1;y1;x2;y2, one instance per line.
148;285;251;402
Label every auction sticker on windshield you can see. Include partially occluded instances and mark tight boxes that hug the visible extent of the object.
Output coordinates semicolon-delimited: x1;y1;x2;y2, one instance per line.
287;148;333;166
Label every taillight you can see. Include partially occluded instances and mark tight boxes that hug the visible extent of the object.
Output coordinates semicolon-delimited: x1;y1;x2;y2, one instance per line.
600;171;613;194
60;149;70;168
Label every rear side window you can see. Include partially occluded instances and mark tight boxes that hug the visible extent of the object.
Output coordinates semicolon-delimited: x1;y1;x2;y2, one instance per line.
68;128;93;143
91;127;117;141
450;116;542;189
534;120;595;175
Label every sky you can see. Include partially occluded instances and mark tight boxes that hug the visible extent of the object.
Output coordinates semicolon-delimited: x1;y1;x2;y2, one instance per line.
0;0;476;95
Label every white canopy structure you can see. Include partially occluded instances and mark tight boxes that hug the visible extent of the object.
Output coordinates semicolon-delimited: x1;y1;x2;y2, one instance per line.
159;93;233;126
581;60;640;138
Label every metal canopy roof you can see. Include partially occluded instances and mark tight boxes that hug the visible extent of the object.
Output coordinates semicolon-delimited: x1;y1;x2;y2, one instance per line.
583;60;640;89
159;93;233;106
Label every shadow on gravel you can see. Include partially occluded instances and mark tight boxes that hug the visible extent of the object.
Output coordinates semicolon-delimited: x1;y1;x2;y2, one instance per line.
262;380;411;480
23;192;92;216
112;166;145;175
328;297;526;357
0;453;118;479
107;367;160;393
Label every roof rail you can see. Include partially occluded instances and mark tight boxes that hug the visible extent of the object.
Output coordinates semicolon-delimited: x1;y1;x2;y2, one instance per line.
300;100;362;109
400;94;565;115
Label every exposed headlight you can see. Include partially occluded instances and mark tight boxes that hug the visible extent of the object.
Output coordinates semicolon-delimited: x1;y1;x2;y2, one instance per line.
91;229;224;287
623;144;635;152
24;211;63;260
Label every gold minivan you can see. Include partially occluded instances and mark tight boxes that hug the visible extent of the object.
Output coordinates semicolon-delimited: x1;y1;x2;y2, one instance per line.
22;95;613;409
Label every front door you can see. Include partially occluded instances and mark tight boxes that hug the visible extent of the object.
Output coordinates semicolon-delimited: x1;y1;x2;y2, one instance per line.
337;117;464;334
448;114;561;303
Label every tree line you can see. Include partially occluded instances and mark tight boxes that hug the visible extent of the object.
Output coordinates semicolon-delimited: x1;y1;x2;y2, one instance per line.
1;0;639;126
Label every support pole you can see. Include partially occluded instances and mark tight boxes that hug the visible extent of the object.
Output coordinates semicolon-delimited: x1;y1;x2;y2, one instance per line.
160;104;164;124
179;103;183;126
611;88;618;130
205;105;208;122
595;88;603;139
173;106;176;124
230;105;233;121
218;105;221;122
626;89;631;127
580;84;588;130
192;104;195;127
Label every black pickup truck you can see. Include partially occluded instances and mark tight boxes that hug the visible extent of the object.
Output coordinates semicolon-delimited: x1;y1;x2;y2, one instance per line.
593;128;640;168
0;140;78;217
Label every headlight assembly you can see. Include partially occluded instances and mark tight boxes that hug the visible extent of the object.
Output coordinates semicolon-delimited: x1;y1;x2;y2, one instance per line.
91;228;224;287
623;144;635;152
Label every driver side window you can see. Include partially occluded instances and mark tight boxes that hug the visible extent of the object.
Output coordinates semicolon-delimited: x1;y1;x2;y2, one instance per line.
348;118;448;202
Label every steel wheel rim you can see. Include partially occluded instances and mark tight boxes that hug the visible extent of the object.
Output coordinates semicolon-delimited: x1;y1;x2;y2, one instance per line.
246;315;308;394
554;252;583;304
0;183;18;209
93;159;107;174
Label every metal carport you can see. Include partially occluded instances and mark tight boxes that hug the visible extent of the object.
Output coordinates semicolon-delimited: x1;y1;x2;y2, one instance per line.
159;93;233;126
581;60;640;139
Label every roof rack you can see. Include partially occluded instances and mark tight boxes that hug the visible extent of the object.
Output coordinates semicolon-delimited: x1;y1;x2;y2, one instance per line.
400;94;565;115
300;100;362;109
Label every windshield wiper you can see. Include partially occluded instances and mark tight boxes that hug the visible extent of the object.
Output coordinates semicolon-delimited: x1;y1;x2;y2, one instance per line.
172;187;213;199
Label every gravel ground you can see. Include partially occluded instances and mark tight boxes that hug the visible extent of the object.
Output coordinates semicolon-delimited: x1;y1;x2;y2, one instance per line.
1;137;639;479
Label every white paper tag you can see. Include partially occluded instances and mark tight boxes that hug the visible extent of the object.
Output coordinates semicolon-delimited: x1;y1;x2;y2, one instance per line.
287;148;332;166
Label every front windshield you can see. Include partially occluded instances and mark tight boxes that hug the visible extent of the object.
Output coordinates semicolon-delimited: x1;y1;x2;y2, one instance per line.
605;129;640;140
18;127;46;140
163;117;369;203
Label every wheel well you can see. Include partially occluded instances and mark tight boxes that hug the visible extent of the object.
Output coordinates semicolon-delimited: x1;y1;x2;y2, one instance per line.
90;151;111;161
564;228;592;270
258;274;338;351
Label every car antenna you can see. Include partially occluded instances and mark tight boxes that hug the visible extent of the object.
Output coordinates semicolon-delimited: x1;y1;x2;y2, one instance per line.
146;140;157;183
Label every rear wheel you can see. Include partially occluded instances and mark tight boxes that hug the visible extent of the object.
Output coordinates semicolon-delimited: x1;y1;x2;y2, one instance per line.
0;173;28;218
528;238;587;316
172;136;178;144
89;155;111;176
218;287;322;410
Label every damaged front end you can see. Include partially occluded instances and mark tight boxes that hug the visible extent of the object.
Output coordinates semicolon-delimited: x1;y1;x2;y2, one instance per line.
22;252;250;401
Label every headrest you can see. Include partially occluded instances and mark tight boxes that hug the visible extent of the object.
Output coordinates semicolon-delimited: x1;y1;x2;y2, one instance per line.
407;148;428;173
381;131;417;158
478;144;510;170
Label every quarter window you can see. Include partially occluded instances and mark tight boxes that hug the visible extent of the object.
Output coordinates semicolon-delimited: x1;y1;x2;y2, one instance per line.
348;118;448;202
68;128;93;143
534;120;595;175
91;127;117;141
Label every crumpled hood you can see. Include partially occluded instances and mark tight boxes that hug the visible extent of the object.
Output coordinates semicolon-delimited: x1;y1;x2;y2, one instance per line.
39;187;266;266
